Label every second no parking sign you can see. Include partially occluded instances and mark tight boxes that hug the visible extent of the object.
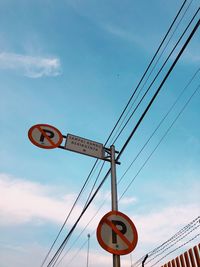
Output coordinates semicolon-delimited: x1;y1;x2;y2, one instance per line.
97;211;138;255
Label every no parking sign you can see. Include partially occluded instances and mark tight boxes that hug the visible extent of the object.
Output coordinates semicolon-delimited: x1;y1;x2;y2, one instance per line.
28;124;63;149
97;211;138;255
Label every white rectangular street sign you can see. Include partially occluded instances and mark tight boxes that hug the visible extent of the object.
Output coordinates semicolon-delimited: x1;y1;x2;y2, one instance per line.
65;134;105;159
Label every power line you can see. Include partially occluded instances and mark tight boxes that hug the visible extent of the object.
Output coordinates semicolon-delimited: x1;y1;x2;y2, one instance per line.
55;197;107;267
113;8;199;147
109;0;194;146
51;76;200;267
149;233;200;267
49;163;107;267
133;217;200;267
40;2;190;265
56;71;200;267
84;161;106;209
118;68;200;197
148;217;200;257
120;82;200;200
106;0;188;147
45;18;200;267
116;18;200;161
40;158;99;267
59;66;200;266
147;225;200;264
42;7;196;263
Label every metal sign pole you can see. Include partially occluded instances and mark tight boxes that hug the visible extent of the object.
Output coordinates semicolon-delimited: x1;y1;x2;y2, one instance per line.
110;145;121;267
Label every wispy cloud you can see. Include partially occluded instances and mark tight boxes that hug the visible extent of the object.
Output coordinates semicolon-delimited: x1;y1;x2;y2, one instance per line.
183;50;200;64
0;173;104;229
134;205;200;246
0;52;61;78
103;24;143;46
0;173;199;267
120;196;137;205
0;173;77;226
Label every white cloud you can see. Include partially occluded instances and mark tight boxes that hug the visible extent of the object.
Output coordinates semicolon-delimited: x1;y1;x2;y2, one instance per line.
0;52;61;78
0;173;199;232
120;196;137;205
0;243;46;267
96;191;137;206
0;173;107;229
133;205;200;245
103;24;142;46
182;50;200;64
0;173;78;226
0;173;199;267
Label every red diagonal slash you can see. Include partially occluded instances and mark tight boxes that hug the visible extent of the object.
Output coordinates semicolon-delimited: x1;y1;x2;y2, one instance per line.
36;126;56;146
104;218;132;248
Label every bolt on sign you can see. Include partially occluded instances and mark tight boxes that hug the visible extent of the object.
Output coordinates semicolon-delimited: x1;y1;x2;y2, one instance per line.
28;124;63;149
65;134;105;159
97;211;138;255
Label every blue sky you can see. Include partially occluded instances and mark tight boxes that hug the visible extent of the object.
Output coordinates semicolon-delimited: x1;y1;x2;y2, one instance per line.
0;1;200;267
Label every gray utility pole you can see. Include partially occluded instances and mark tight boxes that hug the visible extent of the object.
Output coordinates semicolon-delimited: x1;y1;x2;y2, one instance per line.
86;234;90;267
110;145;121;267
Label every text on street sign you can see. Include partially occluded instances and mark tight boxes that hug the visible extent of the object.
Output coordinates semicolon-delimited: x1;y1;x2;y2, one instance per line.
65;134;105;159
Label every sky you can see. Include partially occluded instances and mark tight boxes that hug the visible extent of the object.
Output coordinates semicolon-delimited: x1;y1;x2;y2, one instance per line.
0;1;200;267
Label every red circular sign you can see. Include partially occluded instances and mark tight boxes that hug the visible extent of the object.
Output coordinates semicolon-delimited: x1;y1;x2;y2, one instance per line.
97;211;138;255
28;124;63;149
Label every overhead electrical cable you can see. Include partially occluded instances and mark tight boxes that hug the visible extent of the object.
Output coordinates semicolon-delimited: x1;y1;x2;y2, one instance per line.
79;0;193;245
147;225;200;264
39;158;99;267
149;233;200;267
116;18;200;160
148;217;200;257
105;0;188;146
119;83;200;200
79;0;195;239
50;64;200;267
45;17;200;267
41;1;198;266
41;2;189;265
46;20;199;267
118;67;200;189
53;69;200;264
56;70;200;267
132;216;200;267
83;161;106;209
109;0;194;145
65;216;200;267
54;67;200;267
48;161;107;267
76;3;197;249
55;193;110;267
112;8;200;146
